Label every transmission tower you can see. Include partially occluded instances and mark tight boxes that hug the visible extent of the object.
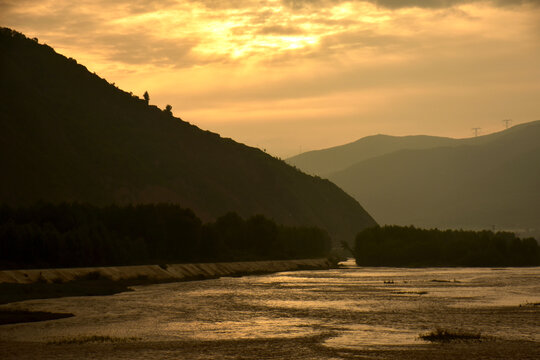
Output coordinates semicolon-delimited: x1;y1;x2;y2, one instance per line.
502;119;512;129
472;127;481;137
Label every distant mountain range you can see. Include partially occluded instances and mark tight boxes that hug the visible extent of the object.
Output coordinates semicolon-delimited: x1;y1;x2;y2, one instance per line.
288;121;540;236
0;28;376;245
288;134;458;177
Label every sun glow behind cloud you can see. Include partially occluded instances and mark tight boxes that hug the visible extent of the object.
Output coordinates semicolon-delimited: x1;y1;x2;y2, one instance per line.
2;0;539;156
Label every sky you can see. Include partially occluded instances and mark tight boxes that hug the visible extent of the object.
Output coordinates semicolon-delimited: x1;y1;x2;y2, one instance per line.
1;0;540;157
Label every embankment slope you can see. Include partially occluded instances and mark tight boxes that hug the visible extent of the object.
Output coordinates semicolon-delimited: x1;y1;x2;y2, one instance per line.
0;258;333;285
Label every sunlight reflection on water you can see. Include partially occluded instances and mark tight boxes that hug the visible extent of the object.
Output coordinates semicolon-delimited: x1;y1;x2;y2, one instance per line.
165;317;320;340
324;324;421;348
1;261;539;351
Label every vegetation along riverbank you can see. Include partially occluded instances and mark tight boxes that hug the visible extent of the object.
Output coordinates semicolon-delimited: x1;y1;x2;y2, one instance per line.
353;225;539;267
0;202;333;270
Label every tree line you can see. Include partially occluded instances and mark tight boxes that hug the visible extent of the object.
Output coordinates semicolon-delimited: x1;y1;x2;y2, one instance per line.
0;203;332;269
353;225;539;267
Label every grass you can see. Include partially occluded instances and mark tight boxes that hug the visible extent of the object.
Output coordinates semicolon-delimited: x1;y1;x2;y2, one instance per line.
419;329;482;343
47;335;140;345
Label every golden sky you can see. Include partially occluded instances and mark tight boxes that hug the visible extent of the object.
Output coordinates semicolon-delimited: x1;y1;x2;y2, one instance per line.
2;0;540;156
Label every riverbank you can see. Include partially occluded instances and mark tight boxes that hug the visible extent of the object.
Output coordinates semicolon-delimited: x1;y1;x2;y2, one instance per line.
0;258;334;305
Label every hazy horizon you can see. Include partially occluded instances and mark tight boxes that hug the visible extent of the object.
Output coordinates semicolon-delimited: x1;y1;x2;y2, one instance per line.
1;0;539;157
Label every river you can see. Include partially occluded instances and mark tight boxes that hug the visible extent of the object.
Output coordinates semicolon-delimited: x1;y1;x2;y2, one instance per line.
1;260;539;359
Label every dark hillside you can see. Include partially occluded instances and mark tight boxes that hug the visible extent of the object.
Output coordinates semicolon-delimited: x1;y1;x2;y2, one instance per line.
0;28;376;244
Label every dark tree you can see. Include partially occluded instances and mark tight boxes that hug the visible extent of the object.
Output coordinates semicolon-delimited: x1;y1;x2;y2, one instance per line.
353;225;539;267
143;91;149;104
0;203;332;269
165;104;172;115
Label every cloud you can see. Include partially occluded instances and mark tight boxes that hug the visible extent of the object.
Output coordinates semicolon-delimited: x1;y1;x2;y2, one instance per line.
161;23;540;111
257;25;304;35
119;0;179;14
186;0;258;10
319;30;408;52
281;0;540;9
92;34;199;66
0;0;225;68
370;0;540;9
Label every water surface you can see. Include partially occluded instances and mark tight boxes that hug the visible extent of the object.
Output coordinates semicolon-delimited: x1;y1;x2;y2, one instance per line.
1;260;539;359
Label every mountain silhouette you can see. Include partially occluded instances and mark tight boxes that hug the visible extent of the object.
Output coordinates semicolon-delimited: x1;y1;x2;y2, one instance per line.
286;123;522;177
292;121;540;235
287;134;458;176
0;28;376;244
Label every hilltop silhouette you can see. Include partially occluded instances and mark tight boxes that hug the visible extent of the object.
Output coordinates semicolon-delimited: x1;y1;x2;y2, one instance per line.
288;134;457;176
0;28;376;245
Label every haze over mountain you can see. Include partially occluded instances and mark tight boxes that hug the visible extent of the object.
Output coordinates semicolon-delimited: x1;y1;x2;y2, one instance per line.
289;121;540;235
287;126;521;177
0;28;376;245
287;135;459;176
